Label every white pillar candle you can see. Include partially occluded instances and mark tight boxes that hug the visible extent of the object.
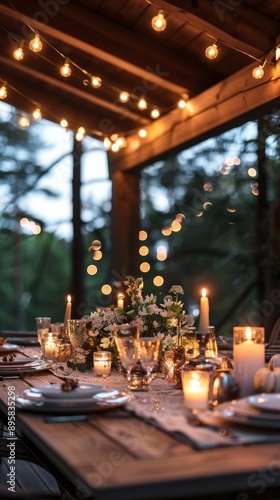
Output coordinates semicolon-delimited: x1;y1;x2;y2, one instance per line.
198;288;209;332
234;327;265;397
182;370;210;410
93;352;112;377
64;295;72;327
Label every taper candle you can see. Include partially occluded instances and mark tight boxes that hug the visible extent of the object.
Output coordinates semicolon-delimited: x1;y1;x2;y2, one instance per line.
64;295;72;328
198;288;209;332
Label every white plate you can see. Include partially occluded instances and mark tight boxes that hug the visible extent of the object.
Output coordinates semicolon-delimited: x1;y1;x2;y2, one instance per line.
15;389;129;414
0;357;37;366
0;344;21;353
214;398;280;429
30;382;104;399
248;394;280;413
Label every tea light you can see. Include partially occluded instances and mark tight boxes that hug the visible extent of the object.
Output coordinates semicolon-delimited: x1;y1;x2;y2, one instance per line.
93;352;112;377
234;326;265;397
182;369;211;410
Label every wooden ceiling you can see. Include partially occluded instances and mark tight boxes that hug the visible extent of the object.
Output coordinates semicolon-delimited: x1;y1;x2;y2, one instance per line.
0;0;279;173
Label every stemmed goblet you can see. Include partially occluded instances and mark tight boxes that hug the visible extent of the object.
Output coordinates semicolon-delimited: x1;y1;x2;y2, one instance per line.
114;337;139;388
136;337;164;411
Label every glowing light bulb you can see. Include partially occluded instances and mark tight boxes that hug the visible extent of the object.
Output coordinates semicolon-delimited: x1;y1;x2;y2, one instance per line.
151;11;167;32
75;126;85;141
138;128;147;138
13;41;24;60
205;43;219;59
60;118;68;128
32;107;42;120
119;91;129;102
252;65;264;79
115;136;127;148
0;84;7;100
151;108;160;119
29;33;42;52
90;76;102;88
111;143;119;152
103;137;111;149
137;98;147;110
276;46;280;61
60;59;71;77
18;115;30;128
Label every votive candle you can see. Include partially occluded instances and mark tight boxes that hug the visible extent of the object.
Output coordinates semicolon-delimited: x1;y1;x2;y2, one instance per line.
93;352;112;377
182;369;210;410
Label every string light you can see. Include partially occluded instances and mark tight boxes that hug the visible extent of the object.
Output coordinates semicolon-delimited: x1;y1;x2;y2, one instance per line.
75;126;85;141
0;83;7;99
90;76;102;88
252;60;266;79
137;98;148;110
60;58;72;77
205;40;219;60
18;115;30;128
32;107;42;120
13;40;24;60
150;108;160;119
119;91;129;103
29;33;42;53
138;128;147;138
60;118;68;128
151;10;167;32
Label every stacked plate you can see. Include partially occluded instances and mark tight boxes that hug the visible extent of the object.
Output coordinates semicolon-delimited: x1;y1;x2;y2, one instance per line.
15;382;129;414
0;355;51;376
214;394;280;429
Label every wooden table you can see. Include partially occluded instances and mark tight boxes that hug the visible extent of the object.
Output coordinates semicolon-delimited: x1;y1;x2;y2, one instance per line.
1;351;280;500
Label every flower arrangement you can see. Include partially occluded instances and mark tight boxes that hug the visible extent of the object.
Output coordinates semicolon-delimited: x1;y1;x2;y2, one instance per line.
122;276;195;351
68;276;194;371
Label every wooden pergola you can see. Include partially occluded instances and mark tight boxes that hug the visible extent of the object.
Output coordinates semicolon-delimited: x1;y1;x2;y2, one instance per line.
1;0;280;283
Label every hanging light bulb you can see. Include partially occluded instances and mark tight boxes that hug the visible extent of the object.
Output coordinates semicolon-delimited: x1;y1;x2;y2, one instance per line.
18;115;30;128
111;143;119;152
252;60;266;79
276;45;280;61
32;107;42;120
103;137;112;150
151;10;167;32
137;97;147;110
150;108;160;119
29;33;43;52
60;58;72;77
138;128;147;138
90;76;102;88
0;83;7;100
119;91;129;103
205;40;219;59
13;41;24;60
75;126;85;141
115;136;127;148
60;118;68;128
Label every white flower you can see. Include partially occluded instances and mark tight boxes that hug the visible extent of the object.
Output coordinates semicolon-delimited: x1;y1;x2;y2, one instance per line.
169;285;184;295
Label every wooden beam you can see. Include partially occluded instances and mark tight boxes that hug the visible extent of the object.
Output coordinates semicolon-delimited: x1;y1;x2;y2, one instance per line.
108;60;280;173
0;2;200;95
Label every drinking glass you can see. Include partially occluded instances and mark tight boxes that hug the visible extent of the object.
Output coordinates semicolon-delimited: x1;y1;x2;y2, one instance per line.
67;319;87;348
35;317;51;356
136;337;161;385
114;337;139;385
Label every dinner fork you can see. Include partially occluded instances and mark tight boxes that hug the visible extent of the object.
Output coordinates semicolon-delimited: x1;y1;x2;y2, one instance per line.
185;409;237;440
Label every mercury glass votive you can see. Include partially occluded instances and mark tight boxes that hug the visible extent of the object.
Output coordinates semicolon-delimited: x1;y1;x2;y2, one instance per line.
41;332;58;361
233;326;265;397
93;351;112;377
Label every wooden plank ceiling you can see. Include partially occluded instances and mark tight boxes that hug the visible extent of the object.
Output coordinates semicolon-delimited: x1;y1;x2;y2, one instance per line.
0;0;279;174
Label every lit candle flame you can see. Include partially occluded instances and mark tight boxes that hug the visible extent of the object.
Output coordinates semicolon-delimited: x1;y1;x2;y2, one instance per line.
202;288;207;297
245;327;252;341
67;295;71;303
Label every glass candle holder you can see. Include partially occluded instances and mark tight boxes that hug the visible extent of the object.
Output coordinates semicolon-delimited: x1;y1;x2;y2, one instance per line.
41;332;58;361
233;326;265;397
93;351;112;377
182;367;211;410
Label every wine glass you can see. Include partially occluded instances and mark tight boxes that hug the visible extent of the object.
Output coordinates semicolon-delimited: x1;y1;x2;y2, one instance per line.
136;337;164;411
114;337;139;387
52;337;74;376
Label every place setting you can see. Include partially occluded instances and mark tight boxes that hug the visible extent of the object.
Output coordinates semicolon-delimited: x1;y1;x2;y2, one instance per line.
15;378;130;415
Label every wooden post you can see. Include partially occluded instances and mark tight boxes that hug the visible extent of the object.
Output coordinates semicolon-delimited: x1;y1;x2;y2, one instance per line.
72;138;84;317
110;169;140;282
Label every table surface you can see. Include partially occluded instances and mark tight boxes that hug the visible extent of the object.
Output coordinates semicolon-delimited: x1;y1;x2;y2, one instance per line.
1;348;280;500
